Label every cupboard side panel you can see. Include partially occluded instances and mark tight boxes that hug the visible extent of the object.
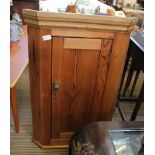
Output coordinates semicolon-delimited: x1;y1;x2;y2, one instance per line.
39;28;52;144
99;32;130;121
28;27;52;145
27;26;41;142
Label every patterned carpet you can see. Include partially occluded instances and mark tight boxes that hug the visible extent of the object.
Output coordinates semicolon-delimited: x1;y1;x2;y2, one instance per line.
10;67;144;155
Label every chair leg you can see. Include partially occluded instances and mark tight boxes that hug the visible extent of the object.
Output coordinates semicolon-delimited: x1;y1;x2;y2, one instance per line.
10;87;19;133
123;64;134;96
130;82;144;121
116;101;126;121
129;69;140;97
119;53;130;92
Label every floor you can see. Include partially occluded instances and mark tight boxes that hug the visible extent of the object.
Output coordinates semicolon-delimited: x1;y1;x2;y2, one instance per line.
10;67;144;155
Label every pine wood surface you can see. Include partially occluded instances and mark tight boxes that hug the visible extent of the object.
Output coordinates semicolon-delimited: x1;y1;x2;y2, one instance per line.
11;67;143;155
51;37;113;139
22;9;138;32
51;28;114;39
28;27;52;145
99;33;130;120
27;25;132;147
23;10;139;147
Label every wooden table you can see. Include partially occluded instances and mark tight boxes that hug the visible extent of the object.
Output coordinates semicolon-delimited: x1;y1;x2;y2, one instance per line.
10;25;28;132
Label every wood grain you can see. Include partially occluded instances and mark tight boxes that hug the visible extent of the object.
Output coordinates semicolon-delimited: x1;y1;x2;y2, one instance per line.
51;28;114;39
39;28;52;145
64;38;102;50
52;37;64;138
52;37;104;134
32;138;69;149
59;48;75;133
28;27;52;145
23;9;138;32
24;9;136;148
61;49;100;131
99;32;131;121
24;19;136;32
60;132;74;139
28;26;40;142
68;50;80;130
23;9;138;26
90;39;112;121
10;67;143;152
10;67;144;155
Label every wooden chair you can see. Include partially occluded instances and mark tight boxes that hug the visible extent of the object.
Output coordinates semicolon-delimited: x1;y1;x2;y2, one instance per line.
116;37;144;121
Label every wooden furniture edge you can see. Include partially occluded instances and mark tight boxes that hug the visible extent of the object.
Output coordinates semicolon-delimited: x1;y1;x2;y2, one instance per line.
22;9;138;25
24;19;136;32
32;138;69;149
51;28;115;39
27;27;52;145
10;61;28;88
23;9;138;32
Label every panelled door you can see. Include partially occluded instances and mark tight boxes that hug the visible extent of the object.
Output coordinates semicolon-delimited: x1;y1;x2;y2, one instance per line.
51;37;112;139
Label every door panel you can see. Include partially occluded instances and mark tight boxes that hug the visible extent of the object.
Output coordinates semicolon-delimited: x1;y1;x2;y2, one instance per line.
52;37;112;138
60;49;100;132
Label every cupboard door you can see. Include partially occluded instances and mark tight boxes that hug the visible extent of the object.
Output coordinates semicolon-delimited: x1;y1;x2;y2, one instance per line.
52;37;112;139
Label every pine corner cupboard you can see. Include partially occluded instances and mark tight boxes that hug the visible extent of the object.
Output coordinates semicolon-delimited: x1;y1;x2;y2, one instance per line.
23;9;138;148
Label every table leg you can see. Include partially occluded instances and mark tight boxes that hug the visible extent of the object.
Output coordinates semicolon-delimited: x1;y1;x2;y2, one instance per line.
10;87;19;133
